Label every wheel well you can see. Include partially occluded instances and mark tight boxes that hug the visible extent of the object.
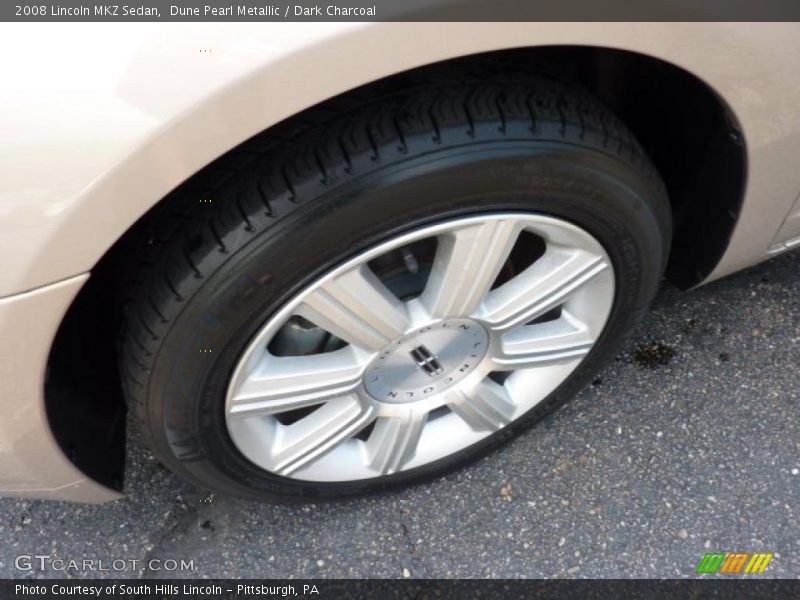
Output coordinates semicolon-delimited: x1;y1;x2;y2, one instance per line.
44;45;745;489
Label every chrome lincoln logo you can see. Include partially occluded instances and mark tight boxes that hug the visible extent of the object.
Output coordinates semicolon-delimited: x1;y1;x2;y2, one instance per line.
409;345;444;376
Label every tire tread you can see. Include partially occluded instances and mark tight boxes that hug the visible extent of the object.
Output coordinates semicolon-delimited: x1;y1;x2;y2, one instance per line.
117;69;668;484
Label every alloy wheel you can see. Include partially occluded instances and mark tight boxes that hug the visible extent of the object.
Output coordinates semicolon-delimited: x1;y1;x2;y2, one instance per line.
225;213;615;482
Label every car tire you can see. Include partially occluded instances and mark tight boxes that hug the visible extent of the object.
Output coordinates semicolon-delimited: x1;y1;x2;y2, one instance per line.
118;75;670;501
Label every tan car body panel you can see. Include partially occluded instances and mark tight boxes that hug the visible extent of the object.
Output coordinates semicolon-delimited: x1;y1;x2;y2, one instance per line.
1;22;799;501
0;275;122;502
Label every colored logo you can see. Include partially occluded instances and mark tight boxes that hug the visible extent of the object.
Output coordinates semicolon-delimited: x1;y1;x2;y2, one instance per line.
696;552;773;575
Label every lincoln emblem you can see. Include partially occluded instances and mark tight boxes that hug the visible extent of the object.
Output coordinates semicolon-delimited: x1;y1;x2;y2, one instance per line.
409;345;444;376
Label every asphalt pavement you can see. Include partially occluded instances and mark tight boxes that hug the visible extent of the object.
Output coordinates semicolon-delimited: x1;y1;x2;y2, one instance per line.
1;250;798;579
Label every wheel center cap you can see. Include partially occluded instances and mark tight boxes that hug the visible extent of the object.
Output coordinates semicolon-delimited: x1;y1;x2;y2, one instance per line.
364;318;489;403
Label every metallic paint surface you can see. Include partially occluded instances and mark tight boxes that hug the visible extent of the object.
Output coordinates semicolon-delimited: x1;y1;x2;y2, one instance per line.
0;23;799;299
769;192;800;253
0;275;121;502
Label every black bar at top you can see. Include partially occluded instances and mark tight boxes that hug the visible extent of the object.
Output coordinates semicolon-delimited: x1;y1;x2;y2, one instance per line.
3;0;800;22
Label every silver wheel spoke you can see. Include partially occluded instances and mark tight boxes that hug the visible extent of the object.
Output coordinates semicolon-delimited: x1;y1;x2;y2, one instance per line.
448;379;515;432
272;396;374;476
480;248;609;331
492;311;595;370
229;348;365;417
366;411;427;474
297;264;409;352
421;219;520;318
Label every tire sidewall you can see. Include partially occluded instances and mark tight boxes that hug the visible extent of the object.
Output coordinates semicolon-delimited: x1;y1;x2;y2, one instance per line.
144;142;668;500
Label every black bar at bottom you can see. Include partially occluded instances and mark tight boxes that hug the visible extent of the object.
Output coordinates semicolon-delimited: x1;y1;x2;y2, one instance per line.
2;579;798;600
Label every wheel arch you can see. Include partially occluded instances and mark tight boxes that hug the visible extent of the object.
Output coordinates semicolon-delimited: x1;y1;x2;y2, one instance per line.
44;43;746;491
